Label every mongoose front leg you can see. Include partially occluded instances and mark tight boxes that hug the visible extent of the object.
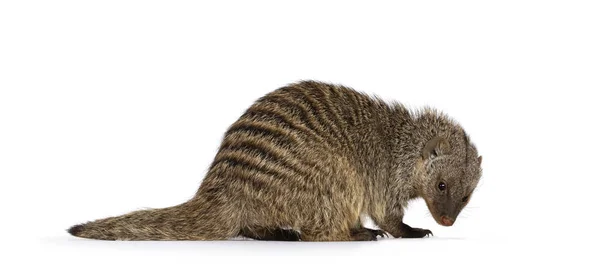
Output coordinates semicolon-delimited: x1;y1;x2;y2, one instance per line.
377;209;433;238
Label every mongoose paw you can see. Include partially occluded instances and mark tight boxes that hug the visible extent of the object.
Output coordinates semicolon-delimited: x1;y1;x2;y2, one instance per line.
366;228;388;239
276;229;302;241
402;227;433;238
350;228;386;241
421;229;433;238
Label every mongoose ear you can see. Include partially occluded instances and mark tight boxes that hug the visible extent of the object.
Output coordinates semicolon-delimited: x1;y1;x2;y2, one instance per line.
422;137;450;160
478;156;483;166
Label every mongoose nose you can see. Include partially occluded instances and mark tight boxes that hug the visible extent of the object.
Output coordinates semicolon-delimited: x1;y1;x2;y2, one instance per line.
440;216;454;226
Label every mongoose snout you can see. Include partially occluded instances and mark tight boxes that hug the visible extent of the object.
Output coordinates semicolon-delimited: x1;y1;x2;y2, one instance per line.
440;216;455;227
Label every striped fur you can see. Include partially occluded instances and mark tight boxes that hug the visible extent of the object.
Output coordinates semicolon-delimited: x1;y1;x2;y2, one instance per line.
68;81;482;241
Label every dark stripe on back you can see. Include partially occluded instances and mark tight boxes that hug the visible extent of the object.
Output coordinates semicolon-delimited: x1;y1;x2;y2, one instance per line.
226;120;299;147
211;152;288;181
262;92;329;140
220;138;310;177
294;87;344;144
245;104;325;141
316;85;353;147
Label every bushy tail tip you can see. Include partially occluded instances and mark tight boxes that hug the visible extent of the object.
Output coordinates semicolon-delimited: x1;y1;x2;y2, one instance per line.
67;224;88;237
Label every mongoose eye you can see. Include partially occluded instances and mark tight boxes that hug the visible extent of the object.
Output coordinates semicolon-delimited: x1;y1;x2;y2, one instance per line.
438;182;446;191
462;195;469;202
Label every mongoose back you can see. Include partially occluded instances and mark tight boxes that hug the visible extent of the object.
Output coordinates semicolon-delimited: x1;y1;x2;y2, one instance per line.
68;81;482;241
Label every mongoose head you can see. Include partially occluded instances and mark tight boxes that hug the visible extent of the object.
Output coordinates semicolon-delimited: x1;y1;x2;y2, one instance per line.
417;134;482;227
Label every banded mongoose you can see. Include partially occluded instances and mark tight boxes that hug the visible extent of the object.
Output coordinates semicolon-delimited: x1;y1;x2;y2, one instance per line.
68;81;483;241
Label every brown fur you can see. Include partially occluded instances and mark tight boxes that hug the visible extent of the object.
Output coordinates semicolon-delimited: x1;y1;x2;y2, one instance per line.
68;81;482;241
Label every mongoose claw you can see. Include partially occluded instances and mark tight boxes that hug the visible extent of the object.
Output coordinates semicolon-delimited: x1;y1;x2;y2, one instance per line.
414;228;433;238
366;228;388;238
401;227;433;238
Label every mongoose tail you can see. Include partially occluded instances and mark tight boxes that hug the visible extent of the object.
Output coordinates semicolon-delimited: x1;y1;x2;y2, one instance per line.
68;198;240;240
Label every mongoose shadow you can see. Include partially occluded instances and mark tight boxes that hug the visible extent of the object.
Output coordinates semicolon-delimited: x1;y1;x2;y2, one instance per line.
68;81;482;241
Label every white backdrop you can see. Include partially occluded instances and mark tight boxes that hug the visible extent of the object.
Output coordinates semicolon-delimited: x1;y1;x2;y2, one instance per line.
1;1;599;278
